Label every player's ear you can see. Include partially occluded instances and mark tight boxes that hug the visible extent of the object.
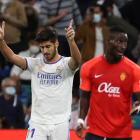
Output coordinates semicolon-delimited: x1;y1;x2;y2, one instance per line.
106;37;110;45
55;40;59;48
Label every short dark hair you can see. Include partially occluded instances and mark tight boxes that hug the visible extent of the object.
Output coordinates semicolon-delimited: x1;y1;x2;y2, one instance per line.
86;6;94;14
108;26;127;34
93;4;108;18
35;26;58;44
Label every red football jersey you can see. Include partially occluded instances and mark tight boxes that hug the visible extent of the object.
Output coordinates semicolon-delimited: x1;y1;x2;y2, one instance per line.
80;55;140;138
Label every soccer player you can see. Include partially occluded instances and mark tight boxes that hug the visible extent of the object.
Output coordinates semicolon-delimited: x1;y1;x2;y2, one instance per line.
0;20;81;140
75;26;140;140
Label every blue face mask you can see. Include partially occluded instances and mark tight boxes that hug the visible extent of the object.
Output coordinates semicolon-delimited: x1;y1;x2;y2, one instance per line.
93;14;101;23
5;87;16;95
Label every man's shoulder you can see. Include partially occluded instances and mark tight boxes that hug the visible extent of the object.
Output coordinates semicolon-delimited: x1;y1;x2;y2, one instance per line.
82;21;95;27
123;56;140;69
60;56;71;62
26;57;42;61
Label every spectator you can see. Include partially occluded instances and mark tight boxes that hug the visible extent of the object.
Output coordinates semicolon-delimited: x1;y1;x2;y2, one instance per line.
0;0;27;69
76;4;109;65
131;35;140;65
69;89;79;129
10;75;22;95
102;0;122;18
76;0;95;18
20;1;39;51
83;6;94;23
10;34;42;84
120;0;140;32
22;0;41;13
101;4;139;62
39;0;83;57
10;34;43;112
25;6;39;35
0;77;25;129
114;0;130;8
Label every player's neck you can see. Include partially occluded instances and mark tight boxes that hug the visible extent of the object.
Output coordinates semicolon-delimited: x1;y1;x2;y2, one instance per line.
104;54;123;64
45;54;61;63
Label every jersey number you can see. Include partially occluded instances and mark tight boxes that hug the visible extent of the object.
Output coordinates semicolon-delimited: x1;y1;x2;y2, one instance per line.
27;128;35;139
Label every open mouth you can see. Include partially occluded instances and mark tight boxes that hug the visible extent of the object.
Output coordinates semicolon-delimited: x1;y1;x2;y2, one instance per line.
117;52;124;56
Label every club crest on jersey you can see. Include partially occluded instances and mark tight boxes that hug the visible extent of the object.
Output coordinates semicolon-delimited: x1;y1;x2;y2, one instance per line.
39;66;42;70
120;72;126;81
56;66;61;71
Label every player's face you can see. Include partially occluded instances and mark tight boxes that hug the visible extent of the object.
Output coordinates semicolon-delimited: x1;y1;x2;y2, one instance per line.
40;41;59;61
107;32;128;60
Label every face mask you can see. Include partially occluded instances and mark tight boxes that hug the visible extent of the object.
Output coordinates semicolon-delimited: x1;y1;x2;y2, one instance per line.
29;46;40;54
93;14;101;23
1;0;12;5
5;87;16;95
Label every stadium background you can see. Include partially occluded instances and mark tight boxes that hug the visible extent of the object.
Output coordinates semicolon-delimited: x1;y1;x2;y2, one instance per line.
0;0;140;139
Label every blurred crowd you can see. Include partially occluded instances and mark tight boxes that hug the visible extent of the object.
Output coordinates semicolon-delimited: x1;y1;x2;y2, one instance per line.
0;0;140;130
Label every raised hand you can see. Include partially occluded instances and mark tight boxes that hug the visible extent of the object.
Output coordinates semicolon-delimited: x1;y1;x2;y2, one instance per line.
65;19;75;40
0;21;5;41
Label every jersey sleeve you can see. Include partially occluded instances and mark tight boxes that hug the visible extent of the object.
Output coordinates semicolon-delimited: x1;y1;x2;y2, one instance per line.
80;63;91;91
133;65;140;93
64;57;78;74
24;57;36;72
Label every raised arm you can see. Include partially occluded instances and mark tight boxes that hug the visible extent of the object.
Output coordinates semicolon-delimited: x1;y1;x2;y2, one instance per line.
65;19;81;70
0;21;26;70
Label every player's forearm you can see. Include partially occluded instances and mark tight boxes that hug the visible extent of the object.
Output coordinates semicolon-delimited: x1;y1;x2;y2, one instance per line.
79;91;90;120
68;39;81;65
79;98;90;120
0;40;15;62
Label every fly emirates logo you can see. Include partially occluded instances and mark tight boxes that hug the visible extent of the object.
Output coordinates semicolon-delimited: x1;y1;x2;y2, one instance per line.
98;82;120;98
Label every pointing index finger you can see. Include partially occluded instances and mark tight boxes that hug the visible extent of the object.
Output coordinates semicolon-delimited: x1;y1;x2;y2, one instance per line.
69;19;73;27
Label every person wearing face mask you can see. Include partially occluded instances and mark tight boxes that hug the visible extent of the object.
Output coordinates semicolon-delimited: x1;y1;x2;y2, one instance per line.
10;34;43;126
75;4;109;66
0;77;25;128
10;34;43;84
